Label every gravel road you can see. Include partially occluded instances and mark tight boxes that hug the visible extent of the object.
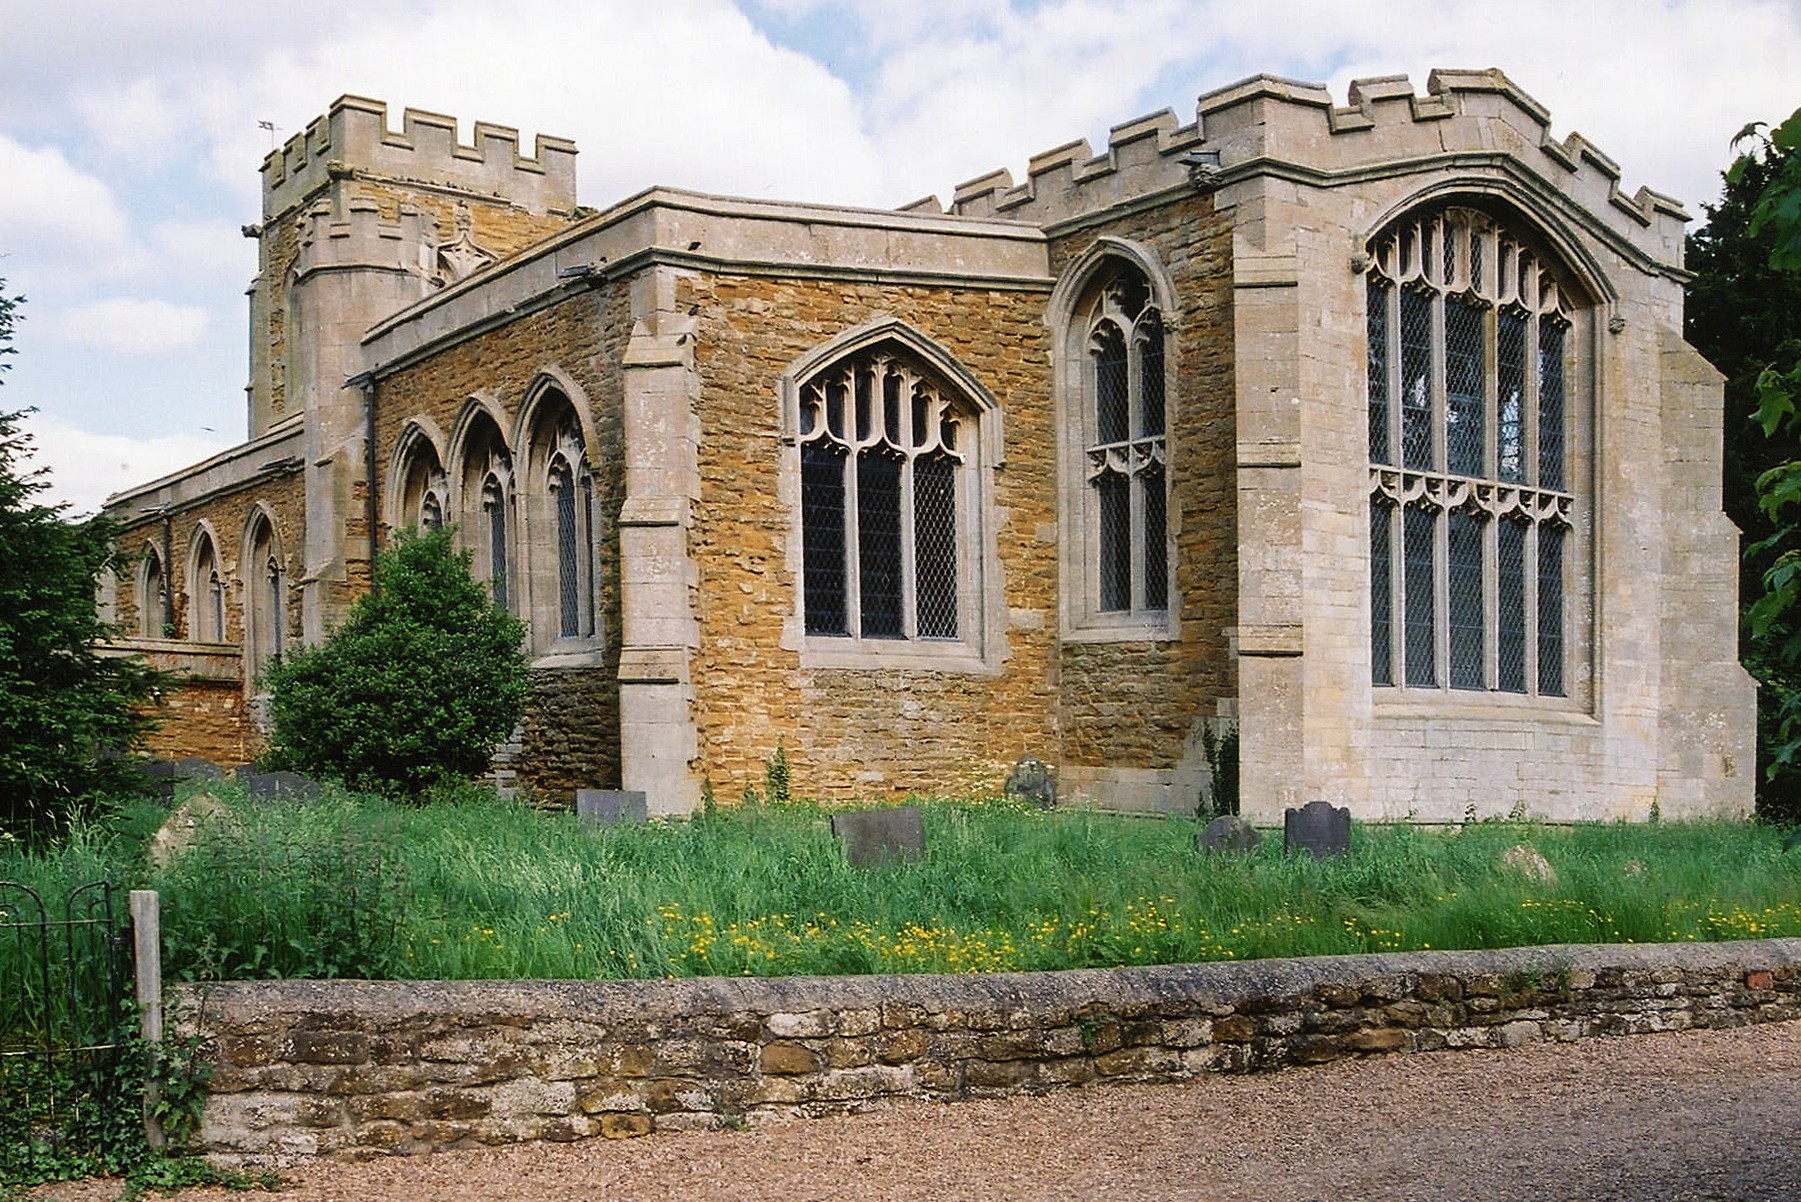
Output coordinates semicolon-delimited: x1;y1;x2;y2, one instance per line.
34;1020;1801;1201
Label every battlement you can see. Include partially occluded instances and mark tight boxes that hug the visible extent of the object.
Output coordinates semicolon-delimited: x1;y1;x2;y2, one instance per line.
293;192;438;282
935;69;1687;268
261;95;578;222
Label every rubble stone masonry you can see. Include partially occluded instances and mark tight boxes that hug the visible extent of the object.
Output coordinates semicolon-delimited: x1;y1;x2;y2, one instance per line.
179;938;1800;1163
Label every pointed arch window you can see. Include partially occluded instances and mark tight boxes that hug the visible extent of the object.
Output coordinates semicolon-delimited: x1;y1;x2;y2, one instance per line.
521;389;600;656
1061;255;1172;635
139;546;168;639
1366;205;1581;698
797;343;980;653
245;514;286;678
190;532;225;643
458;414;514;613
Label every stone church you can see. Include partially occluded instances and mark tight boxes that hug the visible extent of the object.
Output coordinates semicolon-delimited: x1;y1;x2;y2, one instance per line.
100;69;1755;823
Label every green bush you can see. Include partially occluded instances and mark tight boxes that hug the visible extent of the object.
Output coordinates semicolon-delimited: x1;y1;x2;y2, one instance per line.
262;527;528;794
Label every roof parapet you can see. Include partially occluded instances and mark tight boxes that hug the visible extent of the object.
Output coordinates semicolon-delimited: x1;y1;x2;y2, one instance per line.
940;69;1685;263
261;95;578;221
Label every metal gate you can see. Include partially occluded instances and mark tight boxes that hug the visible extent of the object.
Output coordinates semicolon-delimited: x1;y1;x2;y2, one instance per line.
0;880;135;1181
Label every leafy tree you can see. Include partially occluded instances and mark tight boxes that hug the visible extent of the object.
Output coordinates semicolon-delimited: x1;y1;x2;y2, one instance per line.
263;526;529;794
1712;108;1801;822
0;281;164;838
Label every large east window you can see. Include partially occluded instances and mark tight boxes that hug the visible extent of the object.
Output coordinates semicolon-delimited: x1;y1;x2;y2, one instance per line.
798;344;972;647
1367;205;1577;697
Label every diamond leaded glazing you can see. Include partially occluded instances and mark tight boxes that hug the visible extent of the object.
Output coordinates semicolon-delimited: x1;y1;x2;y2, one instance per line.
798;346;967;643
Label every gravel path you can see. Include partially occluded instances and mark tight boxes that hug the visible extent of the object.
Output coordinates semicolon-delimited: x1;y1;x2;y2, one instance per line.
35;1021;1801;1201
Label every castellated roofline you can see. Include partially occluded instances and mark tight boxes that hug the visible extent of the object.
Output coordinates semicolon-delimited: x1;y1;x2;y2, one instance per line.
932;69;1687;270
260;94;578;222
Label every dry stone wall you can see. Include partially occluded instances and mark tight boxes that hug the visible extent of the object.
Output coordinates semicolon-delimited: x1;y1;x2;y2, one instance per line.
180;938;1800;1164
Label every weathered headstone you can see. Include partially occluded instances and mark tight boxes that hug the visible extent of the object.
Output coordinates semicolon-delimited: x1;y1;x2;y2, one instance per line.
1501;844;1556;884
142;758;181;799
577;789;648;827
1283;800;1351;859
173;757;226;782
1003;757;1057;809
1197;815;1262;855
147;792;236;869
830;806;926;867
241;770;320;803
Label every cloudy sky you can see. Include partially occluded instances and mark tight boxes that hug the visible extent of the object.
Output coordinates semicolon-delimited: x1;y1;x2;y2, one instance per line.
2;0;1798;513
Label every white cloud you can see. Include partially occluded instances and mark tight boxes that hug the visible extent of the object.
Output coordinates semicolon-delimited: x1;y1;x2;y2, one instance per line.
56;298;209;356
0;135;131;272
18;412;231;516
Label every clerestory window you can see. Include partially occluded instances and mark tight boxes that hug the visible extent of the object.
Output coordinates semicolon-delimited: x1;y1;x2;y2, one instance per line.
798;345;974;650
1366;205;1579;697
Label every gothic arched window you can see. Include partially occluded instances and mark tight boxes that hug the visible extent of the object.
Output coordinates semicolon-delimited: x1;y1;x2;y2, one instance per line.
190;530;225;643
798;344;974;645
1059;254;1172;634
244;512;285;678
457;412;514;613
139;545;168;639
1366;205;1581;697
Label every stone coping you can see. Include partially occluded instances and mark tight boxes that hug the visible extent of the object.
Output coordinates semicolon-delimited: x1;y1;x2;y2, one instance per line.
176;938;1801;1163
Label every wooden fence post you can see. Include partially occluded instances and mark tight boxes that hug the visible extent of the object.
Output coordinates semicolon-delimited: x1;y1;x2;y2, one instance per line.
130;889;165;1149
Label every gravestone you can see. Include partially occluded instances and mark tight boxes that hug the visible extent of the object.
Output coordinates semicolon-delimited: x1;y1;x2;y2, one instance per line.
1003;757;1057;809
1501;844;1556;883
241;770;320;803
830;806;926;867
147;792;236;870
174;757;226;782
1197;815;1262;855
1784;827;1801;853
1283;800;1351;859
576;789;648;827
142;759;181;799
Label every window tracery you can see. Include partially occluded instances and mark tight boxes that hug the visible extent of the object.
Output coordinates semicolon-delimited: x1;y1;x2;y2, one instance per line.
1366;205;1576;696
798;345;971;645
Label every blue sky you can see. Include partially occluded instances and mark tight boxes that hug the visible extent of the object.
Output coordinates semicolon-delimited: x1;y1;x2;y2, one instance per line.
3;0;1798;512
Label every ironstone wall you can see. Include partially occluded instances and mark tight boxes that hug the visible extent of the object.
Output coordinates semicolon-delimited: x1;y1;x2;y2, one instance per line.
176;937;1801;1164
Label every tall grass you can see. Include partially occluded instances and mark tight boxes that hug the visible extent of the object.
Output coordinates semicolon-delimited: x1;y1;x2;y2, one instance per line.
4;786;1799;982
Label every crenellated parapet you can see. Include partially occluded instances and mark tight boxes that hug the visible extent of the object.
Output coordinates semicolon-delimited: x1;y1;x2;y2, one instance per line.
261;95;578;222
937;69;1688;270
293;193;438;283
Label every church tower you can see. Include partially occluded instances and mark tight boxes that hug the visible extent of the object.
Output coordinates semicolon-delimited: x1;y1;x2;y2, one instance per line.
244;96;580;635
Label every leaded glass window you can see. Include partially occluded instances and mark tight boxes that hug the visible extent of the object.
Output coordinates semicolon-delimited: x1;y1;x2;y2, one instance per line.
798;346;968;643
1084;265;1169;616
1367;206;1576;697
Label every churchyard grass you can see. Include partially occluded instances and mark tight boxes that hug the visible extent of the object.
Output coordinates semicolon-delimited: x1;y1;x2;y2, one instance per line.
3;786;1799;982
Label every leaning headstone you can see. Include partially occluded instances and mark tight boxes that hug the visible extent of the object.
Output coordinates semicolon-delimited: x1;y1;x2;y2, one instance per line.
831;806;926;867
1284;800;1351;859
577;789;648;828
1501;844;1557;884
1197;815;1262;855
1003;757;1057;809
241;770;320;803
147;792;235;870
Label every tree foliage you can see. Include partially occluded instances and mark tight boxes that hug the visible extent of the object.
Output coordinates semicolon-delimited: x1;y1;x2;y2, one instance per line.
1707;108;1801;821
263;526;529;795
0;282;164;838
